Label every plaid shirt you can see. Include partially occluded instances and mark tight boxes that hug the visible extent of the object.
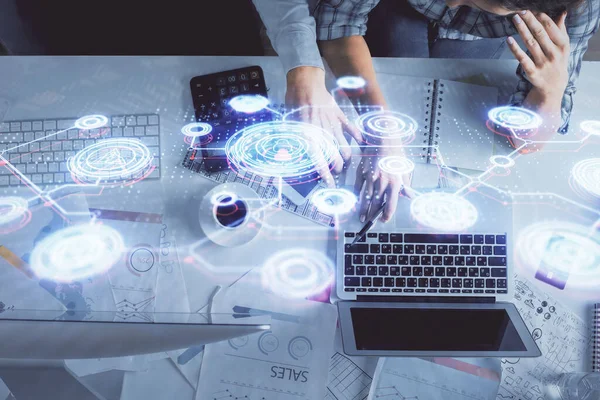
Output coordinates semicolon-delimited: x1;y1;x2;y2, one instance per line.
313;0;600;132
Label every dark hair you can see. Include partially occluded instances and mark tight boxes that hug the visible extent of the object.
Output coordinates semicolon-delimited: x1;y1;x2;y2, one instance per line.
493;0;584;19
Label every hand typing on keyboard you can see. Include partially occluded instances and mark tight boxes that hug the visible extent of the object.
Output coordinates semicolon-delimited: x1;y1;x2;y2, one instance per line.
354;146;414;223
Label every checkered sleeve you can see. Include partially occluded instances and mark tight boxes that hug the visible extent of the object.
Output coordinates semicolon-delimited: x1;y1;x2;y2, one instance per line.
510;0;600;133
314;0;380;41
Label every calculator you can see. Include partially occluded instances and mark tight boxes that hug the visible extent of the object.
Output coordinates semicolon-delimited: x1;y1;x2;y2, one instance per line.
189;66;270;172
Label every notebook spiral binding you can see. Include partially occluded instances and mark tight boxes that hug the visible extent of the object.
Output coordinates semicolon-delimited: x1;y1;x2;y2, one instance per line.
427;80;443;165
593;303;599;372
422;80;433;162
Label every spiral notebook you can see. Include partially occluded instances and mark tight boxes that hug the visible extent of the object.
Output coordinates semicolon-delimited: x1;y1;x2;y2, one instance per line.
594;303;600;372
378;75;513;172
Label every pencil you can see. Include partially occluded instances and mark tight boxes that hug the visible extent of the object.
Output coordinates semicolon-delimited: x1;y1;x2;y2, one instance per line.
0;245;35;279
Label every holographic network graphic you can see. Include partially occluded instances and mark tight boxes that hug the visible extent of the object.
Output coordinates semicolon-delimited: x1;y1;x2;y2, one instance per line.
310;188;357;215
410;192;478;231
378;156;416;176
0;196;31;234
228;95;270;114
336;76;367;90
356;110;418;145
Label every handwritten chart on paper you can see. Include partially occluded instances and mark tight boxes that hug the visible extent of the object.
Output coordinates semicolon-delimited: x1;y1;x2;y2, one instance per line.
325;352;372;400
497;276;592;400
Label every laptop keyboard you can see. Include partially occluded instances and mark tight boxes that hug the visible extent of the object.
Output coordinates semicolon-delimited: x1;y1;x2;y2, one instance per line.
343;232;508;295
0;114;161;187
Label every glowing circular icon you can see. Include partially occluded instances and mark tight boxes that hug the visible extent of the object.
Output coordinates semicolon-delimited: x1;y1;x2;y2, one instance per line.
181;122;213;138
516;221;600;289
30;224;125;282
581;120;600;136
210;191;239;207
74;115;109;130
571;158;600;198
410;192;478;231
488;106;543;131
311;189;357;215
337;76;366;90
228;95;270;114
0;197;31;234
225;121;339;183
378;156;415;176
356;110;417;144
261;249;335;299
67;138;154;186
489;155;516;169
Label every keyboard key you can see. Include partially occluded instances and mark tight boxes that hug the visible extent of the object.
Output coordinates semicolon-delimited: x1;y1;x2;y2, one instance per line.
427;289;438;293
361;277;372;287
438;245;448;254
356;266;366;276
430;278;440;287
442;256;453;265
424;267;434;276
480;268;491;277
379;233;389;242
471;245;482;255
426;245;436;254
415;245;426;254
432;256;443;266
392;244;403;254
381;245;391;254
367;233;377;238
483;246;493;255
404;289;415;293
496;235;506;244
404;244;415;254
404;234;458;243
497;279;507;288
365;255;375;265
356;235;366;243
367;266;377;276
344;288;355;292
345;244;368;253
439;289;450;293
421;256;431;265
485;235;496;244
457;268;468;277
464;278;474;288
475;279;485;288
390;234;403;242
460;235;473;244
380;288;391;293
345;265;354;275
488;257;507;266
474;289;484;294
468;268;479;277
441;278;451;288
390;267;400;276
370;244;381;253
460;245;470;255
401;267;411;276
395;278;406;287
435;267;445;277
345;277;360;287
497;290;508;294
491;268;507;277
410;256;420;265
378;267;389;276
452;278;462;288
376;255;386;264
373;278;383;287
386;255;397;265
392;289;402;293
466;257;476;266
398;256;409;265
415;289;426;293
449;245;459;255
486;279;496;288
412;267;423;276
418;278;429;287
474;235;484;244
446;267;457;277
407;278;417;287
353;255;363;264
477;257;487;266
384;278;394;287
368;288;379;293
494;246;507;255
462;289;473;294
485;290;496;294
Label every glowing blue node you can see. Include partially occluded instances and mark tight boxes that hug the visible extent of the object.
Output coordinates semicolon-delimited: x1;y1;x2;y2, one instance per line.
356;111;417;144
261;249;334;299
410;192;478;231
571;158;600;198
67;138;154;185
225;121;339;182
311;189;357;215
210;191;238;207
228;95;270;114
74;115;109;130
490;155;515;169
516;222;600;289
581;120;600;136
337;76;366;90
0;197;31;233
378;156;415;176
181;122;213;138
30;224;125;282
488;106;542;130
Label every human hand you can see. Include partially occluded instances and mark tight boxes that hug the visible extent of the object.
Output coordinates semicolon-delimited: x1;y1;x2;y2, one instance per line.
354;147;414;223
508;11;570;100
286;66;363;166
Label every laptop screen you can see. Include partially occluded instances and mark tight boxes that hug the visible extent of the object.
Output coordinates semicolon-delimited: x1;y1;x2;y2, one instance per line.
351;308;527;351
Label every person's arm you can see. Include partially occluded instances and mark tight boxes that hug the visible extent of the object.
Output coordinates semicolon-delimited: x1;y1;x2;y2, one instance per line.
508;2;600;143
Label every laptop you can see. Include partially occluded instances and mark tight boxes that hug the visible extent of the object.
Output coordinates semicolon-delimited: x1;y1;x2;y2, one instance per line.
336;186;541;357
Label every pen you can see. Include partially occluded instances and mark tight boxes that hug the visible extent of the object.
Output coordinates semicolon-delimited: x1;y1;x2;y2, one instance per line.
0;245;34;279
351;202;387;245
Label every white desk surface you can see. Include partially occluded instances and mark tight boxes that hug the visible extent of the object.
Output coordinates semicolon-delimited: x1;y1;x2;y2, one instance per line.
0;56;598;398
